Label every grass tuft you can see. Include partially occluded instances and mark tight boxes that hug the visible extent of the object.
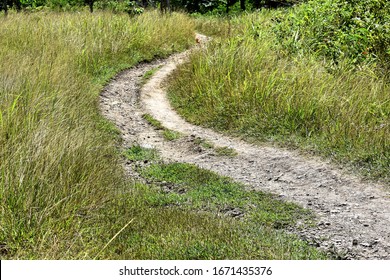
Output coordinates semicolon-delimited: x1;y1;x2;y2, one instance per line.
142;113;164;130
143;113;182;141
141;66;163;85
215;146;238;157
124;145;159;162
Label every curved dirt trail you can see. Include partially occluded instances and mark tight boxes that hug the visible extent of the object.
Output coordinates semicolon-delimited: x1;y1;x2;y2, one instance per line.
100;35;390;260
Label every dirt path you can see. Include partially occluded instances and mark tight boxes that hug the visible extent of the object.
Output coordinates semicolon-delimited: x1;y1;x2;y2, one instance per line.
100;35;390;260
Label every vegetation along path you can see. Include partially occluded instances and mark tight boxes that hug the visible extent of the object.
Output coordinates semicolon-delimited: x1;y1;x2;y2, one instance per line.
100;34;390;260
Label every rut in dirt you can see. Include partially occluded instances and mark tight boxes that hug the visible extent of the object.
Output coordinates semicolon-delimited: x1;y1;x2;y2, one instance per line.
100;35;390;260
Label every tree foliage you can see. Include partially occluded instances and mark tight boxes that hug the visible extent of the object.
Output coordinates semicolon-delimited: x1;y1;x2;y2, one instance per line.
1;0;302;14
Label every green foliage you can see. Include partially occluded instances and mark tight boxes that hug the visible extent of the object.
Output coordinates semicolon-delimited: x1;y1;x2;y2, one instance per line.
3;0;140;13
274;0;390;68
125;1;144;15
94;0;137;14
20;0;83;9
20;0;49;7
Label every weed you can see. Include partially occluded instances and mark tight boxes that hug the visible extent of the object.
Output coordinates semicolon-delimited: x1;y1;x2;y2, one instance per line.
141;162;311;226
193;137;214;149
191;137;237;156
129;161;327;259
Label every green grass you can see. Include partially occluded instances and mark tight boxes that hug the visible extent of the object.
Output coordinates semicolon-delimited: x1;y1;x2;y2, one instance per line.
97;190;326;259
193;15;233;38
0;10;194;259
141;66;163;85
163;129;182;141
215;146;238;157
193;137;214;149
169;11;389;183
119;145;328;259
142;113;165;130
124;145;159;162
0;10;328;260
142;113;182;141
141;162;310;227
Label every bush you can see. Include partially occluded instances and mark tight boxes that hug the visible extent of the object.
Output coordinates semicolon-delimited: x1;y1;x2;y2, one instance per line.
274;0;390;69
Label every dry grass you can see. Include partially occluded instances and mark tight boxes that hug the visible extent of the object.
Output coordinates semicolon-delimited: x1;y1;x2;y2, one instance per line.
0;10;194;259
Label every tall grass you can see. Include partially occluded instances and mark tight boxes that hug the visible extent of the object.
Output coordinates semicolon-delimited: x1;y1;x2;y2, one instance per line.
169;12;389;182
0;10;324;260
0;10;194;258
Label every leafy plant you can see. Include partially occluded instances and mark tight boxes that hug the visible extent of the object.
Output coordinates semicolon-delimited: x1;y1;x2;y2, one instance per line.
274;0;390;68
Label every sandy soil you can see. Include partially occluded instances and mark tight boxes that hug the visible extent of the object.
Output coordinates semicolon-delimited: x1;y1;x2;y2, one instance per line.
100;35;390;260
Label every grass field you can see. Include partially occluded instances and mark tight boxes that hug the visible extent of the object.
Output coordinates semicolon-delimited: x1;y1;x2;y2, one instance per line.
0;10;327;259
170;12;389;183
0;10;194;259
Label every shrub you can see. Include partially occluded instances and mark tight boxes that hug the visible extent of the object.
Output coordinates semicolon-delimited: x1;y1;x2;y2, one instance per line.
274;0;390;70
